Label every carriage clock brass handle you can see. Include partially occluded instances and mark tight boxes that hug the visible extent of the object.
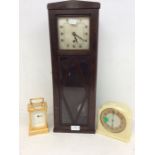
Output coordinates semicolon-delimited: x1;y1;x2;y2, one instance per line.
30;97;44;105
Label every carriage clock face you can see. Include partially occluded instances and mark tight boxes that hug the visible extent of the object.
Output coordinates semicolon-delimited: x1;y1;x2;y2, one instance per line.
100;108;126;133
31;111;46;128
57;17;90;50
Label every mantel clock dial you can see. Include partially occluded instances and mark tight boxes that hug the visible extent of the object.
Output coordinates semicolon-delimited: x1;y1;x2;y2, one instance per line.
100;108;126;133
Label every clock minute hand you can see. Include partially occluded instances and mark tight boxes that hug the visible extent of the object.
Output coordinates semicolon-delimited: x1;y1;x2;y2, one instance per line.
72;32;87;42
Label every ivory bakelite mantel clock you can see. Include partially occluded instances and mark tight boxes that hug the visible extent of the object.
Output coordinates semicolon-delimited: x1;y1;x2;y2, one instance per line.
47;1;100;133
97;102;132;142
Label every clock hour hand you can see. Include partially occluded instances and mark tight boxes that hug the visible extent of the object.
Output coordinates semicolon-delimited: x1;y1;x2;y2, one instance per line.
74;36;78;43
72;32;87;42
37;114;42;117
72;32;78;43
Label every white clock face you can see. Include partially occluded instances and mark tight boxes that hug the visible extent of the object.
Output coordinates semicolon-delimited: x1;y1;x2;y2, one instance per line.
105;113;121;128
100;108;126;133
31;111;46;128
57;17;90;50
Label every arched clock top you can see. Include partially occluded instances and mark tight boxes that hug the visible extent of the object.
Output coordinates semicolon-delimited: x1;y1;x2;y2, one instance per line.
47;0;100;10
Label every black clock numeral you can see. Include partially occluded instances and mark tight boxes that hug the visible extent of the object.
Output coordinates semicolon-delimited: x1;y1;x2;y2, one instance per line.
60;25;63;28
67;44;69;47
85;25;88;28
60;32;64;35
72;45;75;48
61;39;64;42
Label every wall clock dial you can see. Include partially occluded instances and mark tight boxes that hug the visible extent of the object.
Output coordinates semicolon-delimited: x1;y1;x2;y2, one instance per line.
58;17;90;50
97;102;132;142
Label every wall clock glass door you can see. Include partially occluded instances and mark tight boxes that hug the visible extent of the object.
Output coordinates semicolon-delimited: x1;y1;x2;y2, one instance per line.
59;56;91;125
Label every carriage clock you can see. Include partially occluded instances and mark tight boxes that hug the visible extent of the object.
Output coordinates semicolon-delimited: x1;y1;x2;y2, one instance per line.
28;98;48;135
47;0;100;133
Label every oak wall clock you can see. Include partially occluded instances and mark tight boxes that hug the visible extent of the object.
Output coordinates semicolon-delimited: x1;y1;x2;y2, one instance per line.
47;0;100;133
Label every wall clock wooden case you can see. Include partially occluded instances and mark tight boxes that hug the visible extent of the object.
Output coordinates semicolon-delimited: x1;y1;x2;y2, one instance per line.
47;0;100;133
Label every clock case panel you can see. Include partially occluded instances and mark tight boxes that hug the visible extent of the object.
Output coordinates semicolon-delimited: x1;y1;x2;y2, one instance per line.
48;1;100;133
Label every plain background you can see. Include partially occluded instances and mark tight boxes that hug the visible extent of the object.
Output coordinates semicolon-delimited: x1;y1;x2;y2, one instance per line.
2;0;155;155
19;0;134;155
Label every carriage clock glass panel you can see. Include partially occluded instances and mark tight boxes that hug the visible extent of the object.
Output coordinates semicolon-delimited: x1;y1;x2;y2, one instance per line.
58;17;90;50
31;111;46;128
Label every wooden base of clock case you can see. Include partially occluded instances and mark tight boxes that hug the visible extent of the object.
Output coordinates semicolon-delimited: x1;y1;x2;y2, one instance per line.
47;1;100;134
54;128;95;134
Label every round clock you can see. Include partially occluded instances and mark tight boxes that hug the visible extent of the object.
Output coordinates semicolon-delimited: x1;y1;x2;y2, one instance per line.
100;108;126;133
97;102;132;142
